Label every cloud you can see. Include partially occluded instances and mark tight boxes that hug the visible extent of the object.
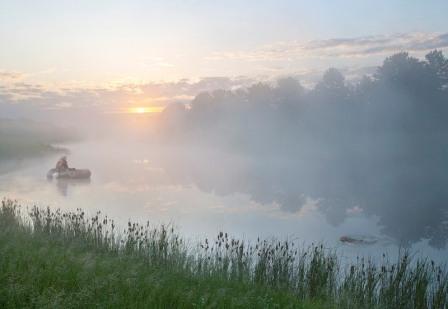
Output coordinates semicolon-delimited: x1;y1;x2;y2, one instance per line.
0;71;26;82
140;57;175;69
207;32;448;61
0;76;256;120
2;32;446;120
314;32;448;57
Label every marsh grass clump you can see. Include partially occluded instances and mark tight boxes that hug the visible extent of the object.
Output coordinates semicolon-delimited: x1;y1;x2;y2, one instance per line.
26;202;189;269
1;199;447;308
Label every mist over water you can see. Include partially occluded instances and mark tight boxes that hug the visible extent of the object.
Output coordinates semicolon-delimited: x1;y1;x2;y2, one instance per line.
1;51;448;262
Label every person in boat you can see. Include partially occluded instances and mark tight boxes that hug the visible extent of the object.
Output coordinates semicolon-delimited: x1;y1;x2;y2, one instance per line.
55;156;69;172
48;156;90;180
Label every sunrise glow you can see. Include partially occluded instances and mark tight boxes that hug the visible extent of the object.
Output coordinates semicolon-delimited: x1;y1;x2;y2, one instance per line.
127;106;165;114
2;1;448;307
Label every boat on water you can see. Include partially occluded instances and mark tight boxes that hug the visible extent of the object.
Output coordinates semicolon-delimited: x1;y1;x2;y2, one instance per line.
47;156;91;179
339;235;378;245
47;168;91;179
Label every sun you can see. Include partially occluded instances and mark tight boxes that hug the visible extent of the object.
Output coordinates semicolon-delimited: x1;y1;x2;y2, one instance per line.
127;106;165;114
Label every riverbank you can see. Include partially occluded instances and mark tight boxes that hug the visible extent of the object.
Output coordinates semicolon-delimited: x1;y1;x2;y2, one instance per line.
0;118;77;161
0;199;446;308
0;139;67;161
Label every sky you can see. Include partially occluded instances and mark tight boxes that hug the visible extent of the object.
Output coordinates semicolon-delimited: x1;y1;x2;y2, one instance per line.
1;0;448;116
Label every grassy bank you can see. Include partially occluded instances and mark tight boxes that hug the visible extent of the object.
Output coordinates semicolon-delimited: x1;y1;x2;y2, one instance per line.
0;137;67;160
0;119;78;160
0;200;447;308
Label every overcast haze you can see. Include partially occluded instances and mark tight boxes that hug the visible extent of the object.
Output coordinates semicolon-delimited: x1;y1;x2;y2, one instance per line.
1;0;448;118
1;0;448;258
2;3;448;308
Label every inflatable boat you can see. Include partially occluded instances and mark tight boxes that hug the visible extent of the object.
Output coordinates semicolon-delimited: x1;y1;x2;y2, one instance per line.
47;168;91;179
339;235;378;245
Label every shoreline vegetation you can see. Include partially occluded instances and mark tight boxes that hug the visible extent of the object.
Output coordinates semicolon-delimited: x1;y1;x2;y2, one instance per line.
0;118;78;161
0;199;447;308
0;141;68;161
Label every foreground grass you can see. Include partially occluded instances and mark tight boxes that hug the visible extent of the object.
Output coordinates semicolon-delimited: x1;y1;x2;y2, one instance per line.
0;200;320;308
0;229;311;308
0;200;447;308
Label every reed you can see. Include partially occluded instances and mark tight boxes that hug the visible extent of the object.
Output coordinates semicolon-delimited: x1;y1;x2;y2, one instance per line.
1;199;446;308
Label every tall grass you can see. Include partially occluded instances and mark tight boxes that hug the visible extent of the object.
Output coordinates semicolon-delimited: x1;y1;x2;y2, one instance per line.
1;199;447;308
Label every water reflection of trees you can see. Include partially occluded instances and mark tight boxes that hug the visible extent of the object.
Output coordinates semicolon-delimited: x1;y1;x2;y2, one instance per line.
159;51;448;248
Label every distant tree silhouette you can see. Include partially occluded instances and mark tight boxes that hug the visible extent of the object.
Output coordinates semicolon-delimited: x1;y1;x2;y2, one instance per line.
425;50;448;90
314;68;349;100
159;50;448;248
275;77;304;102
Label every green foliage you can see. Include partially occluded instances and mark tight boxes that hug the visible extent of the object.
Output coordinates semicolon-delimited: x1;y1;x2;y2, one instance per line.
0;119;78;160
0;199;447;308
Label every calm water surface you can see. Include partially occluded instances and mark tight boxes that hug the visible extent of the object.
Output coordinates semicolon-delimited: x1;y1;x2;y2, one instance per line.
1;139;447;263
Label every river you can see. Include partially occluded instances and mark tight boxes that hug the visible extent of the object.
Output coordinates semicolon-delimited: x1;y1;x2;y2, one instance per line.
1;138;447;263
